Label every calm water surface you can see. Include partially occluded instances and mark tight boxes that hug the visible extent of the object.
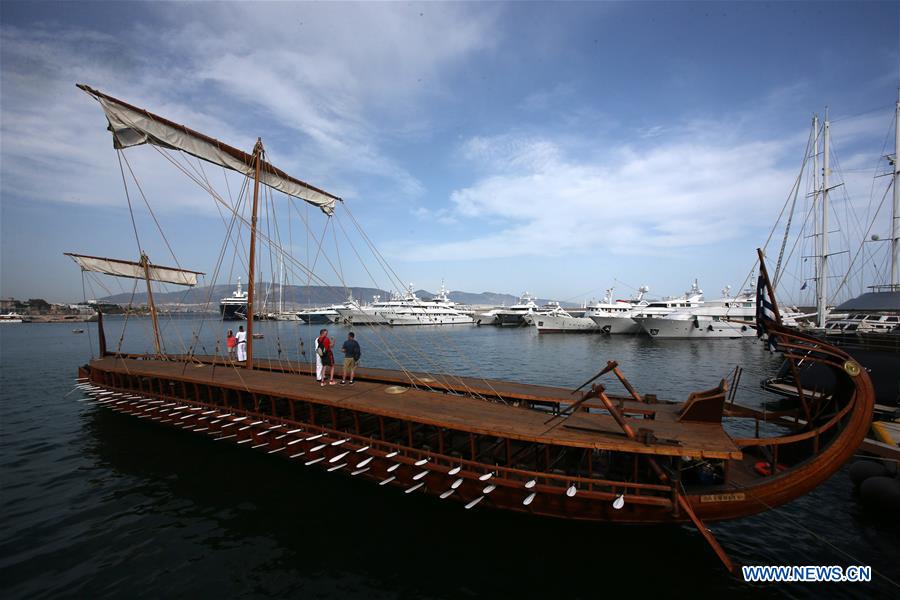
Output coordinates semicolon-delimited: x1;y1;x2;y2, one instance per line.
1;317;897;598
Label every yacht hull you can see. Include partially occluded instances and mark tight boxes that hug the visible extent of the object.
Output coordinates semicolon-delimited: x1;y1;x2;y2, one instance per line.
528;313;602;333
588;315;642;335
495;313;528;327
219;302;247;320
636;316;755;339
300;311;337;324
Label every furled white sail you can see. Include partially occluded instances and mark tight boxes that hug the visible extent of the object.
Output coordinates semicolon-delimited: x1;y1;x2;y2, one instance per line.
77;84;340;215
65;253;202;287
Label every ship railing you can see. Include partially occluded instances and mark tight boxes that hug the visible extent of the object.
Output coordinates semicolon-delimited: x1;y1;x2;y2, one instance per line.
732;323;871;470
88;375;675;505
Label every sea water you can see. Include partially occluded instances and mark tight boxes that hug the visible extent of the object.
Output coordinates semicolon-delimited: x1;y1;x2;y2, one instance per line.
1;317;897;598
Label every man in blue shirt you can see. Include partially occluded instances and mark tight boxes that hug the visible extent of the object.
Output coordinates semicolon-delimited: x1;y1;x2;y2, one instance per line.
340;332;361;384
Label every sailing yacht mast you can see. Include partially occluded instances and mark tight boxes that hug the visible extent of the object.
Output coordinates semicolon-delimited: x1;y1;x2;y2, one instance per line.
811;114;819;304
817;112;831;328
891;95;899;288
279;254;284;314
246;139;263;368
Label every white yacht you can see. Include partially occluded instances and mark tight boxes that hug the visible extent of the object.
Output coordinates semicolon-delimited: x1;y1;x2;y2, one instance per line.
0;312;25;323
634;283;758;339
821;290;900;337
585;287;651;334
300;295;359;324
526;305;603;333
268;311;302;321
494;292;541;327
219;279;248;320
337;283;475;326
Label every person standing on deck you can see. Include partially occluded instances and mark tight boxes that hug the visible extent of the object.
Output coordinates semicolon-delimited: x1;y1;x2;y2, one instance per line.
226;329;236;360
317;328;335;386
340;332;361;384
314;328;326;382
235;325;247;362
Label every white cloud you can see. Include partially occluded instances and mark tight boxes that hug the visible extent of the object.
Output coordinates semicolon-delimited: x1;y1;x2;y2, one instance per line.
1;4;500;213
409;129;798;260
403;98;895;262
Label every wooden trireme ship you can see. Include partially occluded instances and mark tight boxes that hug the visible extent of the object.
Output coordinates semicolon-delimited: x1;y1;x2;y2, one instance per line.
70;85;875;573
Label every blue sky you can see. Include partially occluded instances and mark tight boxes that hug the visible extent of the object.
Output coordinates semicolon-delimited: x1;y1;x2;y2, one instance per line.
1;1;897;305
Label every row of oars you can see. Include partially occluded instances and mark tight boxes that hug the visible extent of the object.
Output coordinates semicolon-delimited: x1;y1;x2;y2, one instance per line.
74;378;626;512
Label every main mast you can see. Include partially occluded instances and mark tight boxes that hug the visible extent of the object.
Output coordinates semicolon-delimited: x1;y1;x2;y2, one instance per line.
246;139;263;368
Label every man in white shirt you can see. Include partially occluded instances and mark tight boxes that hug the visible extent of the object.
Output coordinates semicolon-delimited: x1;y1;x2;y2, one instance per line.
235;325;248;362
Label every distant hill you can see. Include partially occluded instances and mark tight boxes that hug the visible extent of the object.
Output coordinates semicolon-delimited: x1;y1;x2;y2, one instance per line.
100;284;386;307
99;284;575;308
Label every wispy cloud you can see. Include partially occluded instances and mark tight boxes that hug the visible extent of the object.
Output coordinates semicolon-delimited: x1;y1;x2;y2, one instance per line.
401;94;894;263
0;4;500;212
406;124;804;260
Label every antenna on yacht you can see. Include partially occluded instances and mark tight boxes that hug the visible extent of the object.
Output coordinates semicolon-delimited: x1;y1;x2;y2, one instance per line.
635;285;649;302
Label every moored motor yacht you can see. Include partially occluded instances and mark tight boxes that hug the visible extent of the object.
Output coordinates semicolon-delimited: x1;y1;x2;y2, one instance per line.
635;284;757;339
526;305;603;333
219;279;248;320
585;287;650;335
494;292;541;327
336;283;474;326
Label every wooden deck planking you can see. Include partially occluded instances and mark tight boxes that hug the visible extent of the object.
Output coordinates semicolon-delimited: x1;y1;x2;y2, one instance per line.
156;354;687;417
91;356;741;459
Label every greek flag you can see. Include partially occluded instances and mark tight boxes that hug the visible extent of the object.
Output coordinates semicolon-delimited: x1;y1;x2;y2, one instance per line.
756;275;778;352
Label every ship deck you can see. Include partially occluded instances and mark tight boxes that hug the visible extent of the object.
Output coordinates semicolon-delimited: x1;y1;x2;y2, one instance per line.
90;356;742;460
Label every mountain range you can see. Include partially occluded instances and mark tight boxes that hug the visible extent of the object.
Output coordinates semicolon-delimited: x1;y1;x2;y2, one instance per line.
98;284;574;308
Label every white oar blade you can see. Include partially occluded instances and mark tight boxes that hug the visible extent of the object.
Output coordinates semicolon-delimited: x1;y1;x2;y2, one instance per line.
464;496;484;510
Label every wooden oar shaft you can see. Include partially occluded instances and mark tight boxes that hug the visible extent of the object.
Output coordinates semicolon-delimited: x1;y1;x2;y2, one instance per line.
612;366;642;403
677;494;736;574
595;388;637;439
571;361;618;395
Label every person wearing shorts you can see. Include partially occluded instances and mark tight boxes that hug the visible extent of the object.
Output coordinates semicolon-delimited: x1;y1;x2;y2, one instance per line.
340;332;361;384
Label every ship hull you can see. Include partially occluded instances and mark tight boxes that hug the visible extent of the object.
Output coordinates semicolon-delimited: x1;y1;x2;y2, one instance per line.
587;315;642;335
381;313;474;326
635;316;755;339
299;312;337;324
495;313;528;327
75;324;873;528
219;302;247;320
526;313;602;333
